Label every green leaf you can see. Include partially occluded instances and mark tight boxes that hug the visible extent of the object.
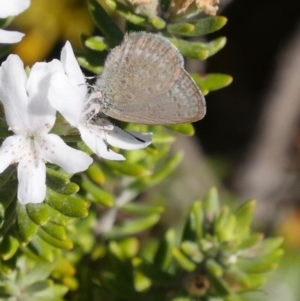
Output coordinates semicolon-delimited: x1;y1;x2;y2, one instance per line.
243;273;266;291
151;132;176;144
81;176;114;207
206;259;223;277
238;233;264;250
138;261;174;284
141;151;184;187
109;241;127;260
220;214;236;242
0;235;19;260
0;199;17;237
118;237;139;258
0;16;13;27
170;297;191;301
104;160;150;177
37;228;73;250
0;202;17;237
104;214;161;239
84;35;108;51
41;222;67;241
214;206;236;242
23;280;52;294
205;37;227;56
101;275;141;300
47;206;67;227
106;0;148;26
172;248;196;272
75;50;104;74
191;73;233;95
0;179;17;209
29;284;68;300
238;249;284;273
52;257;76;278
165;123;195;135
17;262;56;288
224;294;244;301
223;270;265;292
167;23;195;35
133;270;152;292
46;189;88;218
15;203;38;243
154;229;176;271
180;241;203;263
27;236;55;262
0;253;16;274
182;201;204;241
234;200;256;241
46;169;79;195
169;37;226;60
252;237;284;257
167;16;227;36
26;203;49;226
88;0;123;47
0;167;15;188
147;16;166;29
122;202;164;215
169;38;208;60
208;273;232;296
202;186;220;223
86;163;106;184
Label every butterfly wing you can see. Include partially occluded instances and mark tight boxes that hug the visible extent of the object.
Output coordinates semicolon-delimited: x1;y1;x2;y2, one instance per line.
97;32;184;103
103;69;206;124
95;32;206;124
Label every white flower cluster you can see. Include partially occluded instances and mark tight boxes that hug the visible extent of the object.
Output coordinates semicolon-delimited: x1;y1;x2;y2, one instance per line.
0;41;152;204
0;0;31;44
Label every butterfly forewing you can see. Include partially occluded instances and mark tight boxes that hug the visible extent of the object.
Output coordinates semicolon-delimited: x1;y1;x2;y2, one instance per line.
99;32;183;100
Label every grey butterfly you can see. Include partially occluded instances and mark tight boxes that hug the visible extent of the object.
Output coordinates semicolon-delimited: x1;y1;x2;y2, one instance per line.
93;31;206;125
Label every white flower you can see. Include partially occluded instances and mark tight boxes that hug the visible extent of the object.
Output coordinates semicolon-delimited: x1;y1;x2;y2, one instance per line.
0;55;93;204
0;0;31;44
49;41;152;161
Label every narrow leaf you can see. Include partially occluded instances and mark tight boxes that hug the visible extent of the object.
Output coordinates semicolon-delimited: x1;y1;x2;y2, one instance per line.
26;203;49;226
154;229;176;271
104;214;161;239
16;203;38;243
46;189;88;218
38;228;73;250
88;0;123;47
167;16;227;36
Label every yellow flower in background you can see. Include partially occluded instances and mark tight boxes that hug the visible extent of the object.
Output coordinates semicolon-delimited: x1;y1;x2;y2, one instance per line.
9;0;94;65
277;208;300;249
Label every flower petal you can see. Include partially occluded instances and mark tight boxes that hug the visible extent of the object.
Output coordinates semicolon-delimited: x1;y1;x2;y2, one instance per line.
61;41;86;89
79;125;125;160
41;134;92;173
0;0;30;18
26;60;62;132
0;55;29;130
48;41;88;126
0;29;24;43
106;126;152;150
0;135;24;172
17;157;46;204
49;70;83;126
